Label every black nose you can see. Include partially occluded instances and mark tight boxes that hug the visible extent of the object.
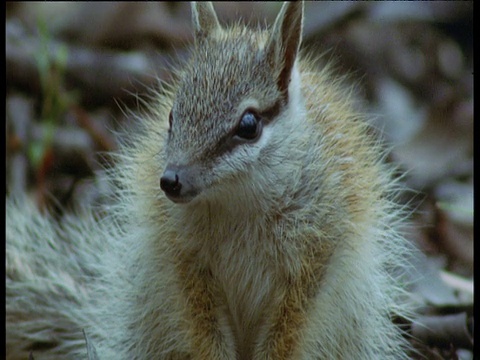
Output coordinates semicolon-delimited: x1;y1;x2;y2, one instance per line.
160;169;182;197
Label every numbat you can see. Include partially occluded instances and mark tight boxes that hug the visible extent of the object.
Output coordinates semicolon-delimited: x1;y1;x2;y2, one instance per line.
6;2;413;359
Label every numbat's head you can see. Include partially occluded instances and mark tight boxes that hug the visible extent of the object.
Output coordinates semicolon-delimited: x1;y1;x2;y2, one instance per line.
160;2;304;204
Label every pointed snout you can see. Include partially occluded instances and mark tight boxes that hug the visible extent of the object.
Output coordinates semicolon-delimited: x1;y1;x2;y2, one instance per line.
160;165;200;204
160;169;182;198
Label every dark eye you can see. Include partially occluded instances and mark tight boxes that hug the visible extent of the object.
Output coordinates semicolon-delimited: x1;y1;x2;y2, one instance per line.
235;111;262;140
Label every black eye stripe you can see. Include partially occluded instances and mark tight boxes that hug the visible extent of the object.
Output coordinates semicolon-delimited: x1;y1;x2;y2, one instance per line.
260;100;281;123
213;100;283;155
235;100;282;133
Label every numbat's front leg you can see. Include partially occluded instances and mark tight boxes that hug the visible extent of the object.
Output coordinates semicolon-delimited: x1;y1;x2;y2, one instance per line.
178;262;236;360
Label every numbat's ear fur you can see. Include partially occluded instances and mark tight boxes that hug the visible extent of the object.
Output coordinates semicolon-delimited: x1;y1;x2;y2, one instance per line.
266;1;304;97
191;2;222;40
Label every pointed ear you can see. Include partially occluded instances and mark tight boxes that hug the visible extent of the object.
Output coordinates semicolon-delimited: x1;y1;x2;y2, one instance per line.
191;2;222;40
265;1;304;97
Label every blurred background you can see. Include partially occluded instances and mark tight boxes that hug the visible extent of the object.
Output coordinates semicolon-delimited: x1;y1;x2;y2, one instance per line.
6;2;473;358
